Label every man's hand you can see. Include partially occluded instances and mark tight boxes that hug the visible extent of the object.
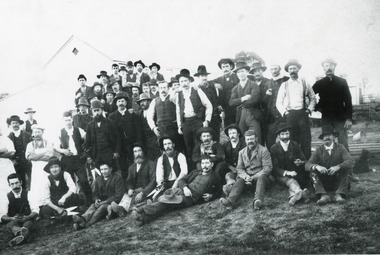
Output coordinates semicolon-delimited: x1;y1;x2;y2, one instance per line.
95;199;101;208
203;120;209;127
315;165;328;174
328;165;340;175
153;127;160;137
128;189;134;197
62;149;73;157
58;197;67;206
286;171;298;177
266;88;273;96
214;83;223;90
344;119;352;129
135;192;144;203
113;153;120;159
294;159;304;166
183;186;192;197
178;127;183;135
202;193;212;202
56;207;65;215
241;95;251;102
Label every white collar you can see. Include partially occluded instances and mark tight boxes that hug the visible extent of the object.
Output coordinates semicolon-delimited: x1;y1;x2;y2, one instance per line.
12;188;22;198
324;143;334;151
13;130;21;137
118;109;127;115
280;140;290;151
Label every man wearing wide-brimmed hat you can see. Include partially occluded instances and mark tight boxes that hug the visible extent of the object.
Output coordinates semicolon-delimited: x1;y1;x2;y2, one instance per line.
276;59;316;159
23;107;38;134
229;61;263;143
212;58;240;127
96;70;109;89
73;97;93;131
102;87;117;116
312;58;352;152
306;125;354;205
134;60;151;85
91;81;104;101
175;68;213;160
132;155;221;226
147;78;159;98
149;62;165;81
7;115;33;189
270;123;310;206
74;74;92;105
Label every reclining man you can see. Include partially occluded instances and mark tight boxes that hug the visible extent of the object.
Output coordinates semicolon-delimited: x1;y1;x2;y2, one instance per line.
132;155;221;225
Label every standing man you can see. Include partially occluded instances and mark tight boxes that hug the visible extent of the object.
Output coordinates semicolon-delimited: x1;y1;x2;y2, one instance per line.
73;97;93;131
265;64;289;148
220;130;272;210
7;115;33;189
149;62;165;81
123;61;139;96
74;74;92;105
313;59;352;152
176;69;213;159
134;60;151;85
84;100;121;171
195;65;223;142
148;79;159;98
229;62;262;143
23;108;38;134
109;63;122;86
213;58;240;126
276;60;316;159
108;92;141;178
97;70;110;91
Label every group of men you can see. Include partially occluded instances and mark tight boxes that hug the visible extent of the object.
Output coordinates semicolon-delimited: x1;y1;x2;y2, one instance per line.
1;57;355;247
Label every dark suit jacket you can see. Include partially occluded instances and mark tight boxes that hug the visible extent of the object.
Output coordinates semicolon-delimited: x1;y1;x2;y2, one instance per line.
192;142;225;164
312;75;352;121
93;172;125;204
75;86;92;105
270;141;306;177
125;159;156;196
305;142;354;171
212;73;240;109
223;140;246;167
108;110;142;149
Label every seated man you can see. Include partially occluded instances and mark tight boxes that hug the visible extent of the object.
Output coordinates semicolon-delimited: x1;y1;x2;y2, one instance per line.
270;123;310;206
108;144;156;218
39;158;84;218
132;155;222;225
192;127;225;172
305;125;354;205
1;174;38;247
220;130;272;210
72;162;124;230
156;136;188;190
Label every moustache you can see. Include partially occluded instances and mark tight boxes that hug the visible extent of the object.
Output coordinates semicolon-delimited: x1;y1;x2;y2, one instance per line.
13;187;21;192
290;72;296;76
248;142;255;146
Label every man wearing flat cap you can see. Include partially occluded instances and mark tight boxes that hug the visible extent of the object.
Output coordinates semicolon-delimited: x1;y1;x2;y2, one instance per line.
7;115;33;189
212;58;240;127
276;59;316;159
270;123;310;206
229;62;262;143
220;129;272;210
149;62;165;81
74;74;92;105
305;125;354;205
132;155;221;225
312;59;352;152
134;60;151;85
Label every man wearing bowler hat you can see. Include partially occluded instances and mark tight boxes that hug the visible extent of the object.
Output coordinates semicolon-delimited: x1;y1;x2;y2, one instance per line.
270;123;310;206
312;59;352;152
109;92;142;178
176;68;213;160
23;108;38;134
306;125;354;205
97;70;109;91
134;60;151;85
229;62;262;143
212;58;240;126
149;62;165;81
73;97;93;131
74;74;92;105
276;59;316;159
195;65;224;142
7;115;33;189
132;155;221;226
84;100;121;171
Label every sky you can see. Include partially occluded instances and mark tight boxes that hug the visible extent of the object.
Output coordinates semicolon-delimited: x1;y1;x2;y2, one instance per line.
0;0;379;94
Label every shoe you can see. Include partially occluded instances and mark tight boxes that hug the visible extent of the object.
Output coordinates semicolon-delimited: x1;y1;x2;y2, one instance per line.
317;195;331;206
289;190;303;206
131;210;144;226
350;174;360;183
334;194;346;204
72;215;86;228
8;235;24;247
302;188;311;203
220;198;233;209
253;199;262;210
112;203;127;217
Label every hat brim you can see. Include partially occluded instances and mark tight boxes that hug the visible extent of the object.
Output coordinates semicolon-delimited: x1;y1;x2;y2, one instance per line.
318;132;339;140
97;74;109;79
218;59;235;70
24;111;36;114
224;124;242;138
250;67;267;73
176;74;194;82
43;160;64;173
276;125;292;135
233;66;250;73
284;63;302;72
76;103;90;107
196;127;215;140
149;65;161;71
7;119;24;125
194;72;210;77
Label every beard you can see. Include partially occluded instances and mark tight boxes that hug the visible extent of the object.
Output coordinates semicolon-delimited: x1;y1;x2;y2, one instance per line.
94;114;104;121
134;156;144;164
165;148;175;157
280;138;289;143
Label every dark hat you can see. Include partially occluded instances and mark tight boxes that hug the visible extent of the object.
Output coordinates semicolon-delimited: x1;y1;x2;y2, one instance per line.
24;107;36;114
158;136;174;151
76;97;90;107
92;81;103;89
87;92;99;101
77;74;87;81
112;63;119;68
131;84;141;93
149;62;161;71
168;77;179;87
276;123;292;135
114;92;130;102
103;88;116;100
6;115;24;125
318;125;339;139
233;61;250;73
91;99;103;109
119;66;127;72
134;60;146;68
148;79;159;86
194;65;210;77
218;58;235;70
249;62;267;73
224;123;242;138
196;127;215;140
126;61;134;67
43;157;64;173
136;93;152;104
157;188;183;204
284;59;302;72
132;143;145;153
97;70;109;79
175;69;194;82
321;58;337;66
244;129;258;137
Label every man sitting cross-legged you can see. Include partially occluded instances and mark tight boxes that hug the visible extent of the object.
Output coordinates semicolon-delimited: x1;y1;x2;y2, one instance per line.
132;155;222;225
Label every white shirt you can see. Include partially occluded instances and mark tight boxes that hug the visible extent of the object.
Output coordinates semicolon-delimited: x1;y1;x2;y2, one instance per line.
56;127;86;156
324;143;334;155
156;152;188;188
136;163;141;173
280;140;290;152
0;188;39;222
42;172;77;205
12;130;21;137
